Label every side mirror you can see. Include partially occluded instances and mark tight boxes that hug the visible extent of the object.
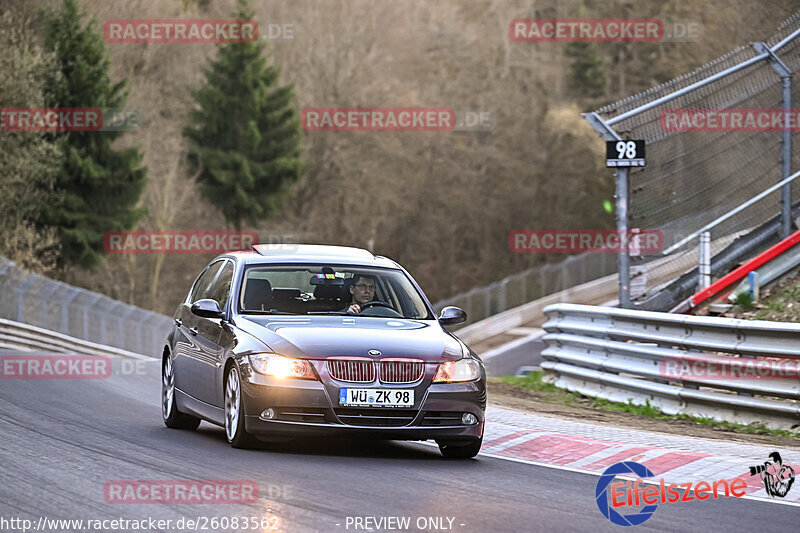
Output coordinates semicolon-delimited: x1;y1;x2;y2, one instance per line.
438;306;467;326
191;298;224;319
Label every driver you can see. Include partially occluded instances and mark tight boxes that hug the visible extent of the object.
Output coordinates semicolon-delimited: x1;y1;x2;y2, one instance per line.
346;274;377;314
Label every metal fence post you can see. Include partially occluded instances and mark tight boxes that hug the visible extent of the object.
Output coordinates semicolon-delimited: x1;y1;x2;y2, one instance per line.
781;74;792;239
753;42;793;238
781;75;792;237
40;283;59;329
16;275;34;322
616;167;631;308
62;287;79;335
539;265;548;295
698;231;711;291
118;305;136;350
83;293;103;342
583;112;630;308
99;299;114;346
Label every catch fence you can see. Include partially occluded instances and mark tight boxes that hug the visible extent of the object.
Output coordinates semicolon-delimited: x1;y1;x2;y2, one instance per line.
586;13;800;309
0;255;171;357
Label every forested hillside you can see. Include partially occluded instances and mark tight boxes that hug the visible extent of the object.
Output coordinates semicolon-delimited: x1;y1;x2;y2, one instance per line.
2;0;798;314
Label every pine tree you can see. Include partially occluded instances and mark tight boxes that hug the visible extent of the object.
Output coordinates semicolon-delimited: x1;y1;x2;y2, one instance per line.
0;8;61;272
184;0;303;230
41;0;147;269
565;41;608;98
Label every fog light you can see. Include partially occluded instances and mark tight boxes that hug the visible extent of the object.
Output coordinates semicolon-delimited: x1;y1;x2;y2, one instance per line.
261;408;276;420
462;413;478;425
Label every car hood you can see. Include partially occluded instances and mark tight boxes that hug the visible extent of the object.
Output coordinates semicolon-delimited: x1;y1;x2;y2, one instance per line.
235;315;464;362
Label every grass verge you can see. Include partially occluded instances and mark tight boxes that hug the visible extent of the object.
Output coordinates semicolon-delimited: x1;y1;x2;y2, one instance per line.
497;372;800;439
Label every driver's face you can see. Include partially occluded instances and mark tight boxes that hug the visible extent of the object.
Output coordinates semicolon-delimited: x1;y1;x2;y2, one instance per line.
350;278;375;304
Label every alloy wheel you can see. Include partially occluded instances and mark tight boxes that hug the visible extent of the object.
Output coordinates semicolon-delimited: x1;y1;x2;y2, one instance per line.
225;367;241;441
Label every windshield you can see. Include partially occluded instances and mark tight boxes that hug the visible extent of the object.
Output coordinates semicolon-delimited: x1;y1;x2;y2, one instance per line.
239;264;434;319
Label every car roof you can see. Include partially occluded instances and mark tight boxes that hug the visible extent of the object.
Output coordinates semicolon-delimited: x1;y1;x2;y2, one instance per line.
225;244;400;268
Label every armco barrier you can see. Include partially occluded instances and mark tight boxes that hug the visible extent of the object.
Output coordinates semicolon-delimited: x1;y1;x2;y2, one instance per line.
0;317;153;359
0;255;172;358
542;303;800;430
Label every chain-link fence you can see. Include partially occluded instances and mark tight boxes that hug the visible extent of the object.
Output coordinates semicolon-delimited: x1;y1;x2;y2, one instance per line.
0;255;172;357
432;251;617;328
1;248;612;350
588;13;800;309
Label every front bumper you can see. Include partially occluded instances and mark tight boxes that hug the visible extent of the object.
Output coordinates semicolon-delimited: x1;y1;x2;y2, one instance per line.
240;370;486;440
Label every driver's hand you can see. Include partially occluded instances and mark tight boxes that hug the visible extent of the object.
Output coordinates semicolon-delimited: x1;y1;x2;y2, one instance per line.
347;304;361;314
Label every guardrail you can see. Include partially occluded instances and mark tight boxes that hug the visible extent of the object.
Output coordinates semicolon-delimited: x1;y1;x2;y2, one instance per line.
542;304;800;430
0;255;172;358
0;318;153;359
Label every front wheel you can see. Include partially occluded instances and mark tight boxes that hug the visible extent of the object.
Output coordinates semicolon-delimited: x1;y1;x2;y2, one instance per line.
224;365;258;449
162;356;200;430
436;437;482;459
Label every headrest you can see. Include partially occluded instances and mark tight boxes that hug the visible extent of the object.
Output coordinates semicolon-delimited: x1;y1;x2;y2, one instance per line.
271;288;301;300
314;283;343;300
243;278;272;310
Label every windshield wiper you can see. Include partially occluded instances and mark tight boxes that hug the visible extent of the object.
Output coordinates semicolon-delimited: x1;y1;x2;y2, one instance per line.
242;309;295;315
307;311;421;319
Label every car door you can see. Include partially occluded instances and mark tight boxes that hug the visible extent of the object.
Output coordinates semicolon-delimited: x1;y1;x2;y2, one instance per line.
174;259;225;405
196;259;236;408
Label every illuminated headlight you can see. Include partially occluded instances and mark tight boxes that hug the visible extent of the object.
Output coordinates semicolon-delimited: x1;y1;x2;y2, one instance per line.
249;354;317;380
433;358;481;383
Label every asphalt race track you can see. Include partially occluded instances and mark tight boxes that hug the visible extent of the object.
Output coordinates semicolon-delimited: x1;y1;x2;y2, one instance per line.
0;351;797;533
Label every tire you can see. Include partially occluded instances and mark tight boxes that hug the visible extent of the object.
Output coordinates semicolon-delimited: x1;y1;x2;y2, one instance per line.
224;365;258;449
162;355;201;430
437;437;482;459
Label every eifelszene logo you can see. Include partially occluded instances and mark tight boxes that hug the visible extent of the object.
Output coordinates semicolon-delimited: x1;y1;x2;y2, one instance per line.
595;460;752;526
749;452;796;498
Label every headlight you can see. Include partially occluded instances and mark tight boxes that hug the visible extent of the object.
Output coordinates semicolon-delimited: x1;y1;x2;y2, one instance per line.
248;354;317;380
433;358;481;383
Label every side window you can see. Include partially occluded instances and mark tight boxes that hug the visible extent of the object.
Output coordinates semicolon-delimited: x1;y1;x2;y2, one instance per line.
189;261;224;303
208;262;234;309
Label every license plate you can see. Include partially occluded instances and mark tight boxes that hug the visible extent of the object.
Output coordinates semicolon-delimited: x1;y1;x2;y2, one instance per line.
339;388;414;407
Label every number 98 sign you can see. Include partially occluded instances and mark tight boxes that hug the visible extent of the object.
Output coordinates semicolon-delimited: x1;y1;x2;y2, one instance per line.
606;140;645;167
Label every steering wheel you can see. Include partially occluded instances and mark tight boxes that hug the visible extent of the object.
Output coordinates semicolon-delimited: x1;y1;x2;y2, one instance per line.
359;300;393;310
357;300;403;317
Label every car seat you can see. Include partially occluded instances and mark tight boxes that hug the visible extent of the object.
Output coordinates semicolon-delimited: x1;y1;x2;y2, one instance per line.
242;278;272;311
